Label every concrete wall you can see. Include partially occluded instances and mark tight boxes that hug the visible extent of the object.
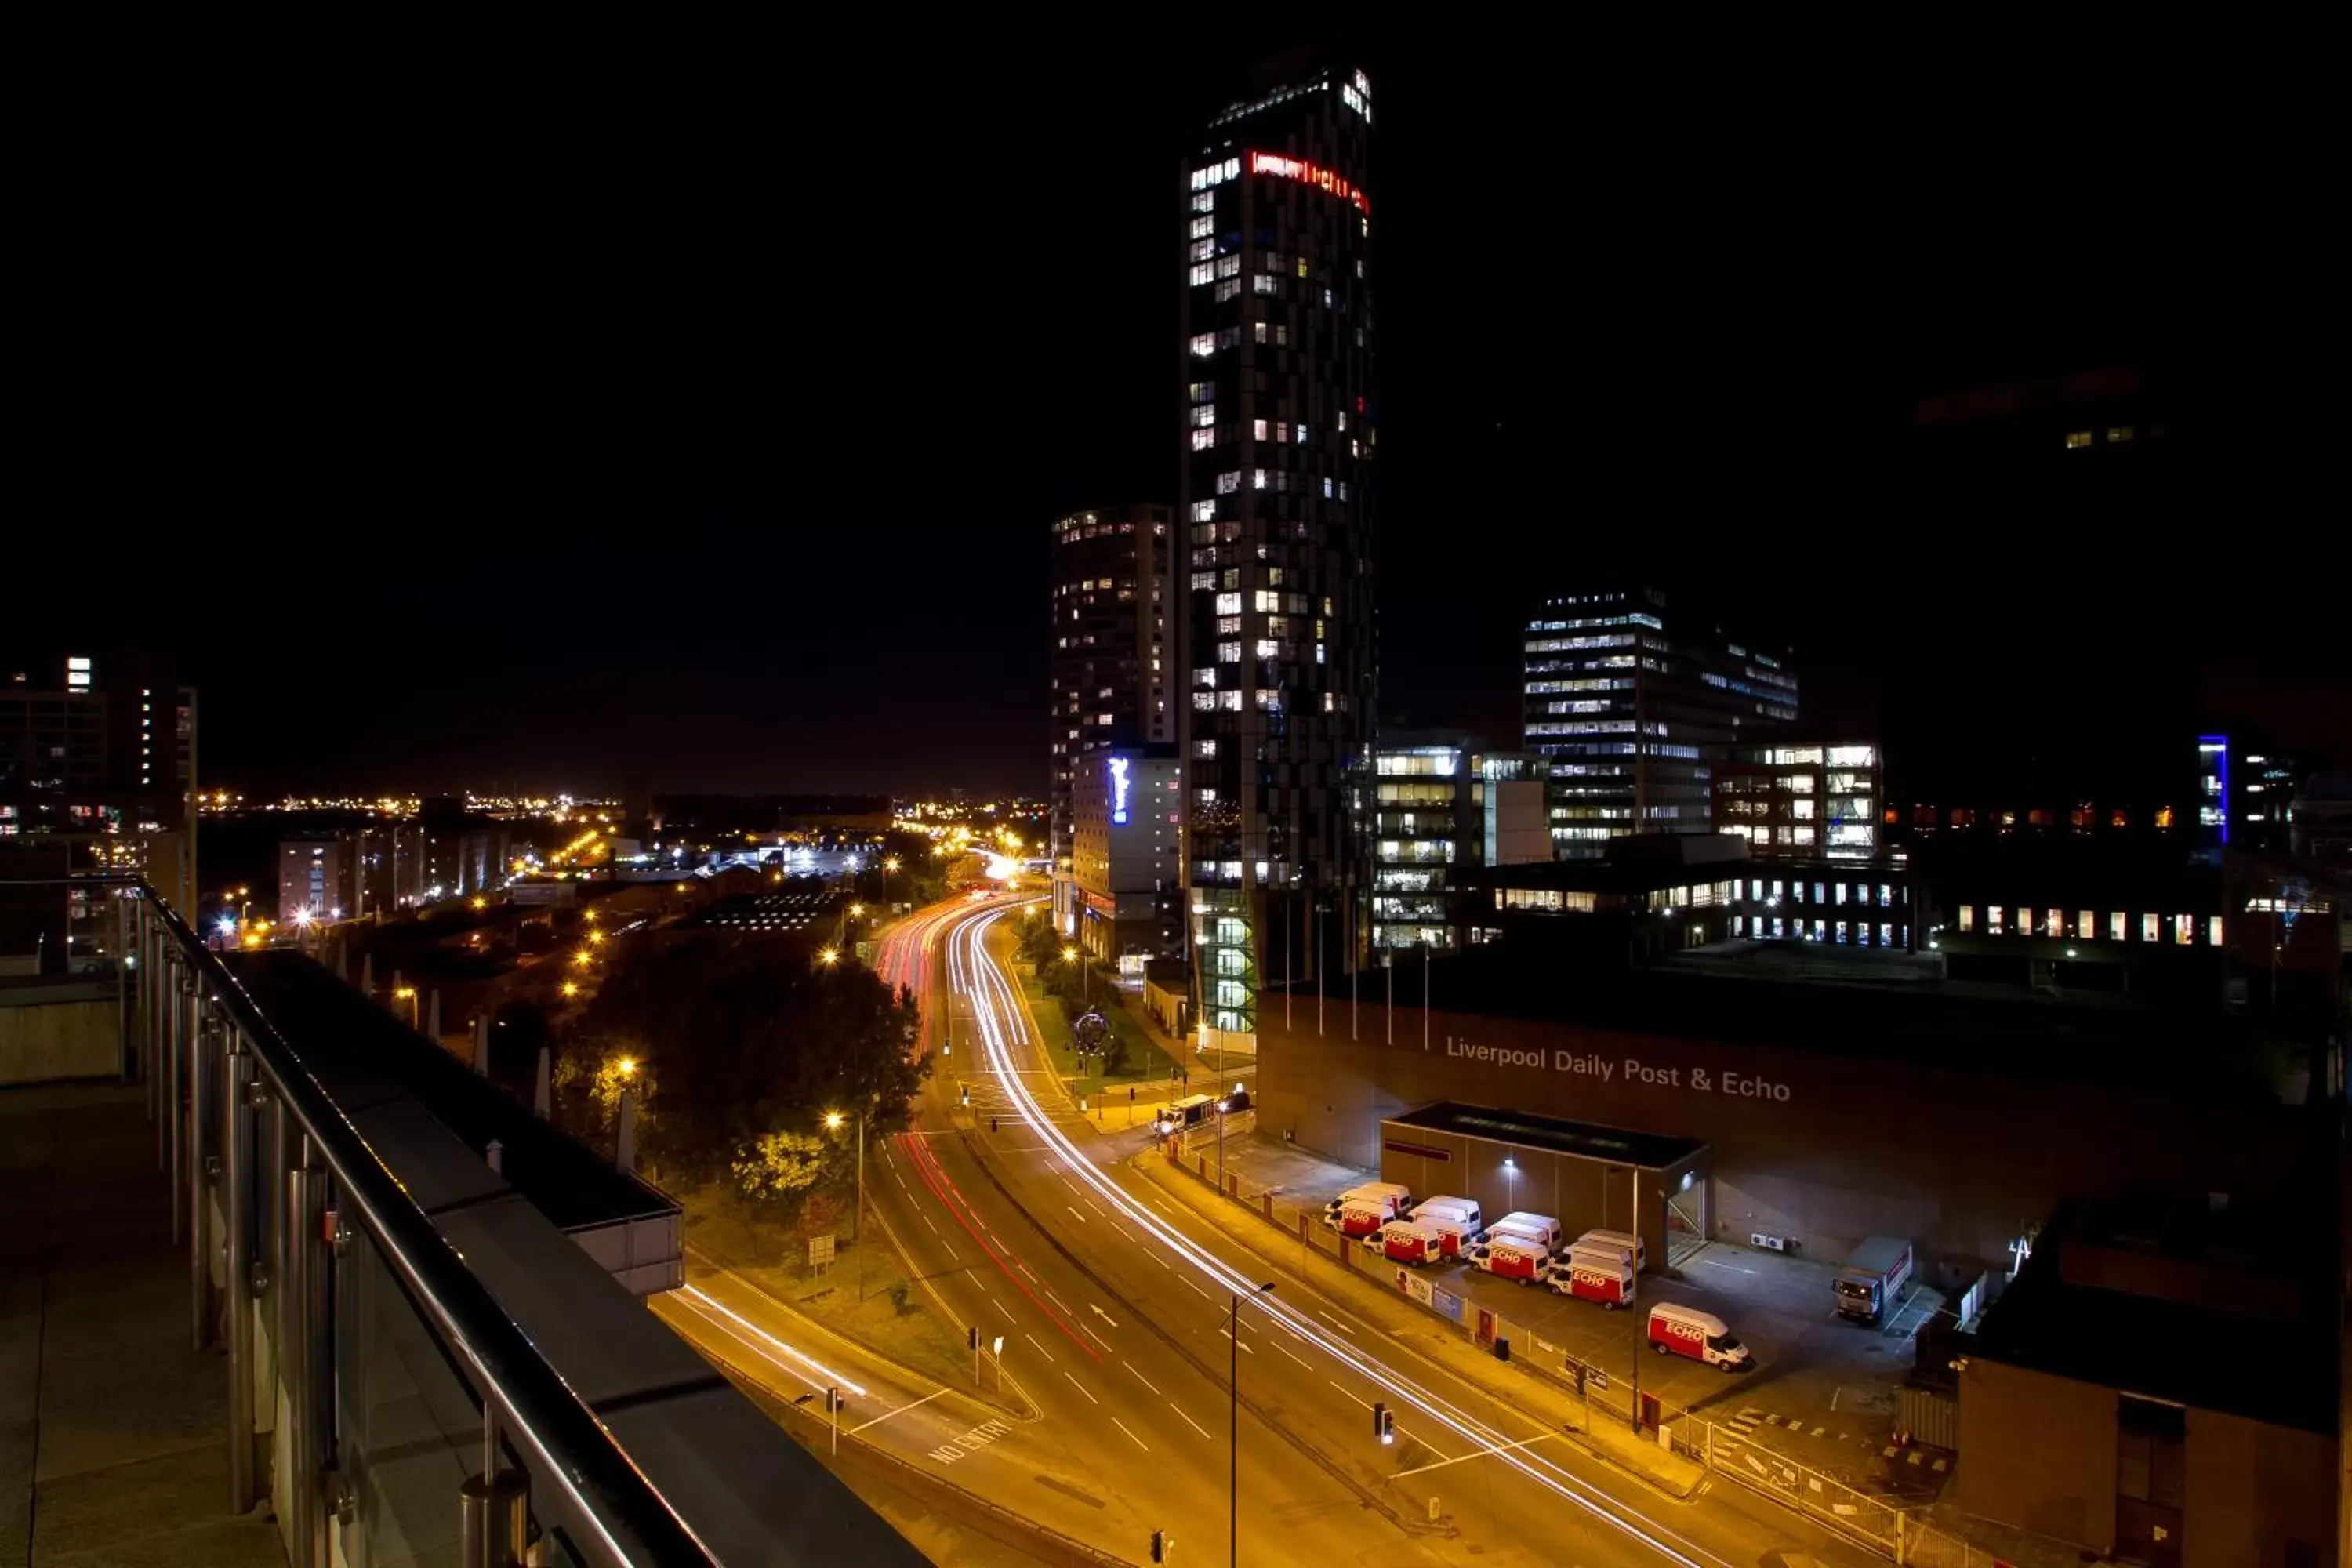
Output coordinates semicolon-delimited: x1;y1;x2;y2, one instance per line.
2182;1406;2337;1567
0;984;119;1085
1953;1355;2118;1552
1256;1004;2305;1273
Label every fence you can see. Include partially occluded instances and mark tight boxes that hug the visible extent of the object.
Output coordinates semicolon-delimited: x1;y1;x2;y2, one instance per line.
1161;1142;1915;1561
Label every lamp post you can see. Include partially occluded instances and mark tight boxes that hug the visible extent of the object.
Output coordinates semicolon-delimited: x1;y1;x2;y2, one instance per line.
1231;1280;1274;1568
883;855;901;910
826;1107;869;1301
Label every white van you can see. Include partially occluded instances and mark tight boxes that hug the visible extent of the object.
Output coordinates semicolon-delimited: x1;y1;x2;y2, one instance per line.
1576;1228;1646;1272
1379;1218;1464;1265
1411;1196;1484;1236
1646;1303;1752;1370
1546;1244;1636;1308
1485;1212;1563;1253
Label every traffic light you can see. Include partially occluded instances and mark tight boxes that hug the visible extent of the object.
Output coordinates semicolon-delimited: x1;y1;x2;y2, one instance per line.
1373;1401;1394;1444
1149;1528;1170;1562
826;1388;847;1414
991;1116;1000;1134
960;1083;971;1106
968;1327;980;1351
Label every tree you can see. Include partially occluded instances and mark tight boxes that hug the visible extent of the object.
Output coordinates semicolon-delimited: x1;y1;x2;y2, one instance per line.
574;937;928;1190
731;1129;831;1207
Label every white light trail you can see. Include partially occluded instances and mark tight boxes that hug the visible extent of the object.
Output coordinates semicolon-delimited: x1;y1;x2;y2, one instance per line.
679;1285;869;1398
949;906;1723;1568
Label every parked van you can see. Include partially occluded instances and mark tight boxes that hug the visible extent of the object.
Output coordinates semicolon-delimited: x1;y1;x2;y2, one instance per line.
1576;1228;1646;1272
1485;1212;1563;1254
1546;1244;1636;1308
1646;1304;1751;1370
1835;1236;1915;1326
1411;1196;1484;1236
1327;1200;1394;1241
1469;1231;1554;1284
1322;1183;1411;1225
1379;1219;1460;1265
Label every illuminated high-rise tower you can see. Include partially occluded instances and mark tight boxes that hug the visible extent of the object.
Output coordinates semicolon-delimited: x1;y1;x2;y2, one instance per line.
1177;58;1377;1048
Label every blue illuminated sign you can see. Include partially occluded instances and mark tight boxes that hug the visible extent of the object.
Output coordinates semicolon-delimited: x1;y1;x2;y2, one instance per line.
1109;757;1131;825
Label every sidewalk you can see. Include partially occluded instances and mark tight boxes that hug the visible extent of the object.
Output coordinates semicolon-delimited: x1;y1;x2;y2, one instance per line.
1133;1143;1708;1502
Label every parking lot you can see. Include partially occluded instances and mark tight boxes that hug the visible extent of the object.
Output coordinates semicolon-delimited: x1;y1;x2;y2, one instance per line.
1206;1133;1950;1497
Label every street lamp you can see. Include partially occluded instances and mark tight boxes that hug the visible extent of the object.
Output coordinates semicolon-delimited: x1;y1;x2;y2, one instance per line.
1230;1280;1276;1568
817;947;840;967
826;1106;869;1301
883;855;901;909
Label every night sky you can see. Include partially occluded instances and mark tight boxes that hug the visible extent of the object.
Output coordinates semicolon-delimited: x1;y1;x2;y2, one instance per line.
24;38;2333;797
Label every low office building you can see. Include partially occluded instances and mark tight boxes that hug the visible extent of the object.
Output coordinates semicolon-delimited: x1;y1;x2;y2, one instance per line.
1954;1197;2336;1566
1060;745;1181;967
1712;741;1881;860
1370;731;1548;953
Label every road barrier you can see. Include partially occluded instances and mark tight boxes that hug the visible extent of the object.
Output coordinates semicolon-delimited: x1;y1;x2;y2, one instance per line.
1160;1142;1915;1562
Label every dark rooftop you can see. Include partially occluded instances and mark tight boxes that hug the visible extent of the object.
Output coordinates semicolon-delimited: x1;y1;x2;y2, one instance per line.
1970;1196;2336;1435
1385;1101;1705;1172
677;887;840;935
221;951;673;1231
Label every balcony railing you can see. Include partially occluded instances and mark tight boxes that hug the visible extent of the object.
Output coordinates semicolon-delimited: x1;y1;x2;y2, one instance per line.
71;876;920;1567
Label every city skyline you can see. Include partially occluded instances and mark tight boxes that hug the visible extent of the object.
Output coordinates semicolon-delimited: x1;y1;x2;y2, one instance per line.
13;38;2332;801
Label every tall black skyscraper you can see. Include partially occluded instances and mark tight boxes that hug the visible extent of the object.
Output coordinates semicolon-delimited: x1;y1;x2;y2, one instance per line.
1178;56;1377;1047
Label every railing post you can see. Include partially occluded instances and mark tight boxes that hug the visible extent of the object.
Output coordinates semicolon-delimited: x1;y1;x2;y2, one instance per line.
165;942;185;1229
188;985;216;1352
224;1043;259;1511
286;1149;327;1568
460;1465;528;1567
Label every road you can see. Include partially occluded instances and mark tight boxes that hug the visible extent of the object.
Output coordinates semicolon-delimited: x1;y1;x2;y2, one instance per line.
862;895;1882;1567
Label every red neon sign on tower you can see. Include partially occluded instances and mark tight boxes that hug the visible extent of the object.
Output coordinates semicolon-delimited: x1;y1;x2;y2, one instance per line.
1247;151;1368;215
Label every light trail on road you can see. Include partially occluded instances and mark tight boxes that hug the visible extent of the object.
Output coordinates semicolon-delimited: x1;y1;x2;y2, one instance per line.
947;902;1731;1568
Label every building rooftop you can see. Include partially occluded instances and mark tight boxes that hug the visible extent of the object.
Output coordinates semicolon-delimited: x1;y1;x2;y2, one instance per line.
1970;1196;2336;1435
221;951;674;1231
1385;1100;1706;1172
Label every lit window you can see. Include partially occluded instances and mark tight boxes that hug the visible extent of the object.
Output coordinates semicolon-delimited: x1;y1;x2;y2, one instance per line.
2107;426;2134;443
1192;405;1218;428
1191;500;1215;522
1253;274;1276;295
1217;641;1241;664
1214;592;1241;616
2108;911;2125;941
1217;471;1240;495
1254;638;1279;659
1190;216;1213;240
2065;430;2092;449
2173;915;2193;946
1987;906;2004;935
1194;740;1217;758
2141;913;2158;942
2208;916;2223;946
1253;419;1268;440
2044;909;2062;938
1218;691;1242;711
2078;909;2093;938
1189;333;1218;358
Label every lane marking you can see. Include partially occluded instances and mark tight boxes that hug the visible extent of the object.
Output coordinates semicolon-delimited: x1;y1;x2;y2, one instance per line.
1025;1333;1056;1363
1172;1404;1212;1440
1124;1361;1162;1396
922;1214;943;1240
1181;1277;1212;1301
848;1387;946;1436
1327;1379;1372;1409
1319;1312;1356;1334
1216;1329;1254;1355
1271;1340;1312;1371
1112;1416;1150;1452
1390;1429;1555;1479
1066;1205;1088;1225
991;1298;1016;1322
1062;1371;1098;1406
1084;1196;1109;1218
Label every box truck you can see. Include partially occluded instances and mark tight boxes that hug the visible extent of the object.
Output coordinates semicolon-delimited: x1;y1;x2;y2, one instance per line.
1834;1236;1915;1325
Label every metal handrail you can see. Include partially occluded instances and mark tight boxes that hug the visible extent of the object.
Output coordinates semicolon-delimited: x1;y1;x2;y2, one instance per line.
137;884;717;1566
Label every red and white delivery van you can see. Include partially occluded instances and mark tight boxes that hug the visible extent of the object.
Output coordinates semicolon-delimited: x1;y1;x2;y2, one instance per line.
1470;1232;1553;1283
1646;1303;1752;1370
1329;1200;1393;1241
1379;1219;1460;1265
1544;1244;1635;1308
1322;1182;1411;1226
